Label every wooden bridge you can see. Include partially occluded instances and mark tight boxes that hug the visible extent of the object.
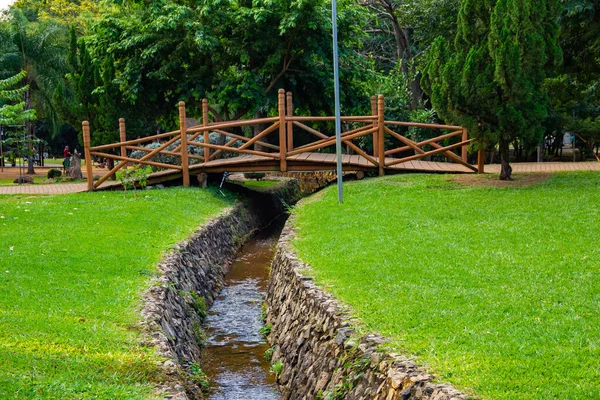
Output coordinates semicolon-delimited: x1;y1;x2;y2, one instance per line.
82;90;484;190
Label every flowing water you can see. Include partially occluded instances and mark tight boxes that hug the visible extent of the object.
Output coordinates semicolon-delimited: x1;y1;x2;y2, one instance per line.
201;219;284;400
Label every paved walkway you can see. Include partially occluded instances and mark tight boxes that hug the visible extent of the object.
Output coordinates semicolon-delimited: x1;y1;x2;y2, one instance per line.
485;161;600;173
0;183;88;195
0;161;597;195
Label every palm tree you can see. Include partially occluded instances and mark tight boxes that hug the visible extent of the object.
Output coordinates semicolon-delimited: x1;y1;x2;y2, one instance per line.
0;9;68;174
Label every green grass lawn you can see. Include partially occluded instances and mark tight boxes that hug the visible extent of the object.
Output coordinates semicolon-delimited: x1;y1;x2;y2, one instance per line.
0;188;233;398
292;172;600;400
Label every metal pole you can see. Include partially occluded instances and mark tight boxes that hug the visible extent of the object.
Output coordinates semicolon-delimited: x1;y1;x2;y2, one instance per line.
332;0;343;203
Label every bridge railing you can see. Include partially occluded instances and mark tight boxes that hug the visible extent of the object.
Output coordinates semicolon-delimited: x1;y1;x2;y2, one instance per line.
82;89;483;190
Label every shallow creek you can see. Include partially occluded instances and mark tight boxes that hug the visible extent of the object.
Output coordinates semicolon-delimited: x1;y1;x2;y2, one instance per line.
200;218;284;400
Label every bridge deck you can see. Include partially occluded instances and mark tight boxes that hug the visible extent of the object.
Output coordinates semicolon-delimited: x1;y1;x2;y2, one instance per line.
137;152;474;186
188;153;474;174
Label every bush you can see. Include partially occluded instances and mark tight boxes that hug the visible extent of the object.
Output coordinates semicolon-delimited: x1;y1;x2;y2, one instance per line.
47;168;62;179
244;172;266;180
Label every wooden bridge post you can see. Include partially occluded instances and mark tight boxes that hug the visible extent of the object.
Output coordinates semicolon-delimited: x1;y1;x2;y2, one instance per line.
478;146;485;174
202;99;209;162
371;96;378;158
377;94;385;176
286;91;293;152
82;121;94;191
462;128;468;162
178;101;190;187
119;118;127;168
278;89;287;172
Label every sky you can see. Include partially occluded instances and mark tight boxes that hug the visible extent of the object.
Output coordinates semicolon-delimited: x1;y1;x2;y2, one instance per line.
0;0;14;11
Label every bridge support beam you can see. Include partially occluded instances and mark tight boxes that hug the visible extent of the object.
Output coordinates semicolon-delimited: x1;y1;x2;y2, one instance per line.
82;121;94;191
371;96;378;158
462;128;468;162
119;118;127;168
377;94;385;176
478;147;485;174
179;101;190;187
278;89;288;172
202;99;209;163
287;92;293;152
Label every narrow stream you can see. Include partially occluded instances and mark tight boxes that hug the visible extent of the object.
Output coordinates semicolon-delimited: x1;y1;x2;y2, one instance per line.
200;218;284;400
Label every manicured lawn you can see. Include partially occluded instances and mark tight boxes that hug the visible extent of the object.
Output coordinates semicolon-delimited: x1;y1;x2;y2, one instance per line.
0;188;233;398
292;172;600;399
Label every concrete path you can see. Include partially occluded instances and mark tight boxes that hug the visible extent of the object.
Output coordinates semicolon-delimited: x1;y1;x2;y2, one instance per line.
485;161;600;174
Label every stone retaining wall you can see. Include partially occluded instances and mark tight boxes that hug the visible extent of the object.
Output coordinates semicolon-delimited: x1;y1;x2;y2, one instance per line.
266;217;470;400
141;181;302;399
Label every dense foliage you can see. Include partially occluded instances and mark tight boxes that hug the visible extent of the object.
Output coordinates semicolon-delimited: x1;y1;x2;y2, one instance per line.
0;0;597;175
421;0;562;179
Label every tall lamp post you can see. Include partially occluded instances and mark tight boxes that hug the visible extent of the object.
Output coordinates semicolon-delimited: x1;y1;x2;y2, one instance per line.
332;0;343;203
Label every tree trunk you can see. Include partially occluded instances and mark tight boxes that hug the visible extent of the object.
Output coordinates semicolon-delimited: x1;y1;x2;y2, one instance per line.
499;136;512;180
25;88;36;175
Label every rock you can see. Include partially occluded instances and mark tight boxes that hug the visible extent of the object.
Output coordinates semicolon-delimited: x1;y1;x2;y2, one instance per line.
265;212;470;400
68;154;83;179
13;175;34;184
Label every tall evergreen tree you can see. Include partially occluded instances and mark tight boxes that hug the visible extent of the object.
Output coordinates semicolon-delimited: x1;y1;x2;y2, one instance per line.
421;0;561;179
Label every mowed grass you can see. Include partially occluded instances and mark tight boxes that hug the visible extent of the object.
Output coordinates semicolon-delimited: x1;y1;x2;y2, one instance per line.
292;172;600;399
0;188;233;398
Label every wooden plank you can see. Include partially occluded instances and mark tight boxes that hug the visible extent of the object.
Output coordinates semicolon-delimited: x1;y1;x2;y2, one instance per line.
293;121;328;139
385;121;463;130
188;141;279;159
90;151;184;171
90;131;178;152
287;116;376;122
186;117;279;134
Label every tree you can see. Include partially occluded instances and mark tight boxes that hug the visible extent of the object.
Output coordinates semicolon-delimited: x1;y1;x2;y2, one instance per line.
0;70;37;173
360;0;459;108
0;8;68;173
544;0;600;159
87;0;372;129
421;0;562;179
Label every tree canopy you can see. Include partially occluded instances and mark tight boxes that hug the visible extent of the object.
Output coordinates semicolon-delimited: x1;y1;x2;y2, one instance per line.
0;0;596;177
421;0;562;179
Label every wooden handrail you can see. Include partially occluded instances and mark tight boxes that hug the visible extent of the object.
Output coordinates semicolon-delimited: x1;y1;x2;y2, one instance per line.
90;151;184;171
188;140;279;159
93;135;180;189
90;131;178;152
384;126;477;172
292;121;329;140
344;141;378;166
84;90;478;190
384;129;463;156
293;124;377;152
287;127;377;156
211;129;279;151
386;139;474;167
186;117;279;134
286;116;376;123
125;145;204;161
384;121;463;130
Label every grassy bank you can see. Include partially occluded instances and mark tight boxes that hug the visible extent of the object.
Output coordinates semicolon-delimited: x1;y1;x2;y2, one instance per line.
0;188;232;398
292;172;599;399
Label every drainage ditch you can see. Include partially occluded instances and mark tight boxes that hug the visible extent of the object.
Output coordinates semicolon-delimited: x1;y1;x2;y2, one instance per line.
200;217;285;399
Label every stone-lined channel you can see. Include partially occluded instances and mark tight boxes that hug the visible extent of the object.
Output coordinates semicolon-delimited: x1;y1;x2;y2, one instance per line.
200;218;284;399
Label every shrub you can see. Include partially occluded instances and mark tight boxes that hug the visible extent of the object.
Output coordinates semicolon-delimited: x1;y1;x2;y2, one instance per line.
47;168;62;179
244;172;266;180
116;166;152;198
